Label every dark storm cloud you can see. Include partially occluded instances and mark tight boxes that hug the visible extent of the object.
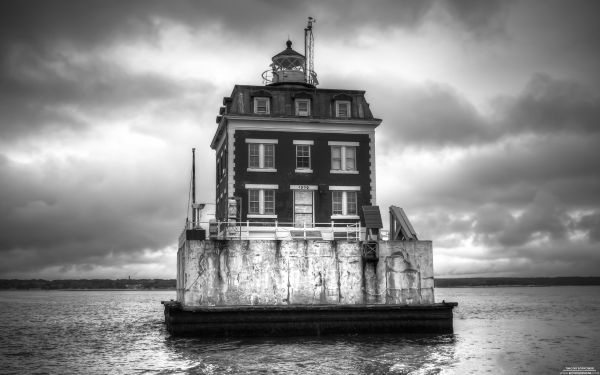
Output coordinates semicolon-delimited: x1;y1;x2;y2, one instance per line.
0;153;188;275
378;71;600;271
502;74;600;136
378;74;600;150
376;82;495;149
441;0;512;38
0;53;215;139
0;0;506;144
473;191;570;247
0;0;510;54
0;0;443;141
1;0;599;278
0;0;428;47
577;213;600;243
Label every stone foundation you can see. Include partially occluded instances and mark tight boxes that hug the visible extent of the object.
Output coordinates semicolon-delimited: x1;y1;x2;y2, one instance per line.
176;239;434;307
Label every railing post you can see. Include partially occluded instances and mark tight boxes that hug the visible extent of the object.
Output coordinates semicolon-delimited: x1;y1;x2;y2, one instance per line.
303;221;307;240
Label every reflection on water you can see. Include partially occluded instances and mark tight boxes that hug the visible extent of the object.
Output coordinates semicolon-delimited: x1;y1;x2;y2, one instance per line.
0;286;598;374
165;334;456;374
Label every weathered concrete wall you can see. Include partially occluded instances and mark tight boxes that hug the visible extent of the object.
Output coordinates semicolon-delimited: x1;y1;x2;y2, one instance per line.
177;239;434;307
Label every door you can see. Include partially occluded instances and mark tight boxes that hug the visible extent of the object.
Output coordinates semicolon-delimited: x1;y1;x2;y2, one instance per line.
294;190;313;227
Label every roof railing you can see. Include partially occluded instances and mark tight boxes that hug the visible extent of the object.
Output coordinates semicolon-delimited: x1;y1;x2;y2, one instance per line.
262;69;318;86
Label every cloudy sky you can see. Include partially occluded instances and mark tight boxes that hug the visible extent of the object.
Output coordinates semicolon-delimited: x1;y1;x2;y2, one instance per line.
1;0;599;279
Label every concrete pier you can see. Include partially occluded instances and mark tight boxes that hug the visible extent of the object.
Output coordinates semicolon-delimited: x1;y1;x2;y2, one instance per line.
164;237;457;337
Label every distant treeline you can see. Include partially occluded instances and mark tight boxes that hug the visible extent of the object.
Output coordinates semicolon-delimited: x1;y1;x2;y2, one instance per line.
0;279;176;290
2;277;599;290
435;277;600;287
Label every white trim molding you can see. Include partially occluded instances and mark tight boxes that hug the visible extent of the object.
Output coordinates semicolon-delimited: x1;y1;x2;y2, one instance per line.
329;186;361;191
330;215;360;220
290;185;318;190
247;168;277;173
328;141;359;146
295;168;313;174
227;128;235;202
247;214;278;219
245;184;279;189
245;138;278;144
293;140;314;145
330;170;359;174
369;130;376;205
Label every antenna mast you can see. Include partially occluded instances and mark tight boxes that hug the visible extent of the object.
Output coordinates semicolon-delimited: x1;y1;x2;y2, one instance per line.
192;148;196;204
304;17;316;85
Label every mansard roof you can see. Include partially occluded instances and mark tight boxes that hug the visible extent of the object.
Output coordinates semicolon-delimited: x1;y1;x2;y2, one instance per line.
211;84;381;149
222;84;378;120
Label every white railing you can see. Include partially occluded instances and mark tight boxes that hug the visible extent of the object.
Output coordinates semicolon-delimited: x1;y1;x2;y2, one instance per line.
183;219;363;242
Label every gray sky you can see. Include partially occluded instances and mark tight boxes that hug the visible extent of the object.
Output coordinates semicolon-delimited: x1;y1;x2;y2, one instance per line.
1;0;599;279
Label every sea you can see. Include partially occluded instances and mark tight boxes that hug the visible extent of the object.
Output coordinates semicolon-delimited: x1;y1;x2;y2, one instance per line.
0;286;599;374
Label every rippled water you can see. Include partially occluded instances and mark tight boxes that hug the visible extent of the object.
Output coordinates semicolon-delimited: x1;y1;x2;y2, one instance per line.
0;286;598;374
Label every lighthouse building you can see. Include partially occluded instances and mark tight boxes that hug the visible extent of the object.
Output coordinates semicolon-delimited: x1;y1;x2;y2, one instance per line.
210;39;381;240
167;20;452;332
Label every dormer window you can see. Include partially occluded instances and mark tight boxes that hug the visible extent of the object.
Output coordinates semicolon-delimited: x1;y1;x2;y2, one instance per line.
335;100;351;118
295;99;310;116
254;97;270;114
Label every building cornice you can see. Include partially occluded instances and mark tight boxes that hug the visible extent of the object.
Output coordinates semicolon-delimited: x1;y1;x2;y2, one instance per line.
225;115;381;127
211;115;380;149
211;117;228;150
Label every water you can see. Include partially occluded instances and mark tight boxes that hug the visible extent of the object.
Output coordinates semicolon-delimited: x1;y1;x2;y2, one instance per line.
0;287;599;374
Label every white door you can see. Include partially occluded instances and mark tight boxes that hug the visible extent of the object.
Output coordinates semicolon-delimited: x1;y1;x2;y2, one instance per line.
294;190;313;227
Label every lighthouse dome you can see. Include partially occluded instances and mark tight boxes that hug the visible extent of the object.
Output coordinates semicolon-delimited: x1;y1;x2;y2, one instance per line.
263;40;313;86
272;40;305;69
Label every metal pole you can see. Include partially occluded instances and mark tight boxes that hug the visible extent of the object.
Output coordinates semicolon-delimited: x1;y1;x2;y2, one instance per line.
192;148;196;205
192;148;197;226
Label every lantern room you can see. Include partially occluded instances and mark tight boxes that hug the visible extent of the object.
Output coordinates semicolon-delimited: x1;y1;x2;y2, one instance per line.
262;17;318;86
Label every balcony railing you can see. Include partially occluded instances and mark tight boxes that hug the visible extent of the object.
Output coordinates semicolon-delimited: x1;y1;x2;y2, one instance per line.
183;220;363;242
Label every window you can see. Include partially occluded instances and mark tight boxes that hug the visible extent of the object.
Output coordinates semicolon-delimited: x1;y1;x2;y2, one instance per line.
335;100;351;118
330;143;357;172
296;145;311;169
293;140;313;173
246;139;277;171
295;99;310;116
246;185;277;217
332;191;358;217
254;97;270;114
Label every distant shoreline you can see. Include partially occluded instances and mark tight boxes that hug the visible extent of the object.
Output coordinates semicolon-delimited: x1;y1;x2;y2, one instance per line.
1;277;599;290
434;277;600;288
0;279;176;290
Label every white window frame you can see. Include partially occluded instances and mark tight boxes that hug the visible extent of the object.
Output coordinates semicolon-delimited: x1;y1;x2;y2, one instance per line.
295;145;311;172
293;140;313;173
335;100;351;118
295;99;311;116
330;189;359;219
246;139;277;172
329;141;358;174
254;97;270;114
245;184;278;218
